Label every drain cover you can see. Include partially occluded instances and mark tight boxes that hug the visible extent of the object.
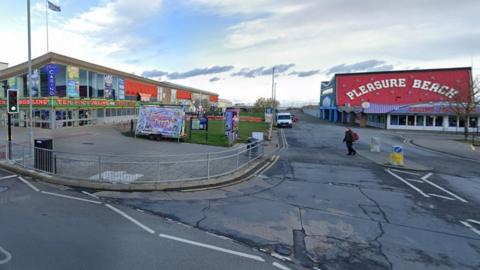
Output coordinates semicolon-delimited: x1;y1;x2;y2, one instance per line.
0;186;8;193
82;142;95;145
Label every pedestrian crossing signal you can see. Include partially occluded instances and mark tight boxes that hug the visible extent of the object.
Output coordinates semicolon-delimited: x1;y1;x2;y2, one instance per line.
7;89;19;114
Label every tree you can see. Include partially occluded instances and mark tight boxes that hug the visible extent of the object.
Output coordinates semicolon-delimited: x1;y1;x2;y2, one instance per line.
448;78;480;140
254;97;280;113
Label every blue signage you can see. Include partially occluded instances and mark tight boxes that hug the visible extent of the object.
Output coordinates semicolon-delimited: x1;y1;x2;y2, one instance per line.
44;64;58;96
393;146;403;153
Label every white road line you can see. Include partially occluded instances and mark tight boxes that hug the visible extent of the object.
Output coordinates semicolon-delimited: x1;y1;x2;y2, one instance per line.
460;221;480;237
421;174;468;203
390;169;421;176
283;130;289;150
0;175;17;180
158;233;265;262
471;144;476;151
272;261;291;270
467;219;480;226
41;191;102;204
81;190;100;199
406;178;424;183
421;173;433;181
428;193;455;201
105;204;155;234
0;245;12;265
17;176;40;192
385;169;430;198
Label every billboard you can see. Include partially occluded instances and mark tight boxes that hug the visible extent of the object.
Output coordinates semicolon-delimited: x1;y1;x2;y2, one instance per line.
136;106;185;138
335;68;471;106
225;108;240;132
118;78;125;100
104;75;113;98
66;65;80;98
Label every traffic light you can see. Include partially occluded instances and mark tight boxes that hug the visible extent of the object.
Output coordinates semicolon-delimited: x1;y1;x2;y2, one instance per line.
7;89;19;114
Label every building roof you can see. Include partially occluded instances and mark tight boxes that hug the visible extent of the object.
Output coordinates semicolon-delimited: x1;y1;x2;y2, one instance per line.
0;52;217;96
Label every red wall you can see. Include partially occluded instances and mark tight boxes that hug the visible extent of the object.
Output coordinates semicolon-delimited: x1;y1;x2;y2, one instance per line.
125;79;157;97
176;90;192;100
209;95;219;102
336;68;471;106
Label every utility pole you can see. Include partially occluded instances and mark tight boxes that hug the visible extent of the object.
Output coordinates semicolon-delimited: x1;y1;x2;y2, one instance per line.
269;67;275;140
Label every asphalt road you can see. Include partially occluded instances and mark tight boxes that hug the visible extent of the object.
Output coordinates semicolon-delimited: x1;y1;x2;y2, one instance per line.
99;112;480;269
2;112;480;269
0;169;286;270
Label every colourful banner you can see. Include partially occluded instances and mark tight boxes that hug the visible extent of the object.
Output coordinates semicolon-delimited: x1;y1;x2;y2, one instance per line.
44;64;58;96
7;77;17;89
8;97;137;108
31;69;40;97
66;66;80;98
118;78;125;100
105;74;113;99
136;106;185;138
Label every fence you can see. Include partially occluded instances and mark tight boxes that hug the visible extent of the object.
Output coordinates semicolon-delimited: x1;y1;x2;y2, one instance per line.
0;140;264;184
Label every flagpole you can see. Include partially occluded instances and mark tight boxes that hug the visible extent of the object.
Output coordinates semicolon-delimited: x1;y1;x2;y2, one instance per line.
28;0;34;151
45;0;49;52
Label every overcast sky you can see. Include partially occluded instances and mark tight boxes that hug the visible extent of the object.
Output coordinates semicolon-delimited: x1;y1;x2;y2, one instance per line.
1;0;479;105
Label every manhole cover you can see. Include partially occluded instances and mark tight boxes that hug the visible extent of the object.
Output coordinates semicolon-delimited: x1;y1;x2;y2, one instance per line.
0;186;8;193
82;142;95;145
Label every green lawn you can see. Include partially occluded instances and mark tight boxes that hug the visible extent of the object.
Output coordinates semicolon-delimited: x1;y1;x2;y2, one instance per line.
241;112;265;118
185;119;269;147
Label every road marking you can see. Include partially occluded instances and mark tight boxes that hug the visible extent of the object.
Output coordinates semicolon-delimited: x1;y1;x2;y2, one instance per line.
272;261;291;270
421;174;468;203
260;155;280;175
0;175;17;180
0;245;12;265
386;169;430;198
158;233;265;262
17;176;40;192
105;204;155;234
41;191;102;204
406;178;424;183
282;129;289;150
467;219;480;225
390;169;420;176
428;193;455;201
81;190;100;199
471;144;476;151
421;173;433;181
460;221;480;237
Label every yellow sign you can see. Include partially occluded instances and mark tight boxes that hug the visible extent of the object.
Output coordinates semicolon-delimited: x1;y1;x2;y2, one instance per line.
390;153;404;166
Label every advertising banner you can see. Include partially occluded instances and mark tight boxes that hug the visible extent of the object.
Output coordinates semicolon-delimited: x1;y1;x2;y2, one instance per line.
105;74;113;99
335;68;472;106
7;77;17;89
136;106;185;138
118;78;125;100
225;108;240;132
265;107;273;123
44;64;58;96
66;66;80;97
31;69;40;97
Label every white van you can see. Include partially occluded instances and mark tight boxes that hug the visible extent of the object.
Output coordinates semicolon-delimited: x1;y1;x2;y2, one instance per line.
276;112;293;128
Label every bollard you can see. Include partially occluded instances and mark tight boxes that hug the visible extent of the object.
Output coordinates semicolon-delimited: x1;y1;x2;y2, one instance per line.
370;137;381;152
389;145;404;166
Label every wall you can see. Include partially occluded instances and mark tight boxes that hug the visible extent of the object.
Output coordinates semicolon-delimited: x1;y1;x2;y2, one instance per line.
303;108;320;118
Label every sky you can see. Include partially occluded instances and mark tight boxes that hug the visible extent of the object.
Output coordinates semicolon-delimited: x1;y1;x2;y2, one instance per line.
0;0;479;106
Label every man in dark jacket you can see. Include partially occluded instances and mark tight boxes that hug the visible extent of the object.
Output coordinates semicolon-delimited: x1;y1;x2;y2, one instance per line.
343;128;357;155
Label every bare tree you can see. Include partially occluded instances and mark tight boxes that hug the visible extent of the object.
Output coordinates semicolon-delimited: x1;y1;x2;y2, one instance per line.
254;97;280;113
448;78;480;140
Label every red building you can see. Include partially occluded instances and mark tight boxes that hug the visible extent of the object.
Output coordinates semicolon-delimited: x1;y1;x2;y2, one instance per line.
320;67;479;131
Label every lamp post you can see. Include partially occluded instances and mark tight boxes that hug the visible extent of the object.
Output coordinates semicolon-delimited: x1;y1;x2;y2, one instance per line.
27;0;34;152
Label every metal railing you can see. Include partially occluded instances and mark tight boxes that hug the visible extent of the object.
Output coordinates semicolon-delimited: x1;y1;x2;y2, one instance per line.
0;140;264;184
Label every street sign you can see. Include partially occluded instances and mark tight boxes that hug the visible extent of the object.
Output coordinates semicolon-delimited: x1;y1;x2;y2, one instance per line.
7;89;19;114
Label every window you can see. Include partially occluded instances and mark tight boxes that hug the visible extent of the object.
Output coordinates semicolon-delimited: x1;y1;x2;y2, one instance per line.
96;73;104;98
390;115;399;125
470;117;478;128
435;116;443;127
89;71;96;98
448;116;457;127
80;69;88;98
97;109;105;118
426;116;434;126
399;115;406;125
416;116;424;126
56;65;67;97
407;115;415;126
459;118;465;127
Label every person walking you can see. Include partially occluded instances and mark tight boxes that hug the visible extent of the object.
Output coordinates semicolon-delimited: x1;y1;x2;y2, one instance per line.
343;128;357;155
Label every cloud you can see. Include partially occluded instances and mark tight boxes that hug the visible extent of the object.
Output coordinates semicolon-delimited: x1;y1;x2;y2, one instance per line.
325;60;394;75
142;65;234;80
288;69;320;77
142;70;169;78
232;64;295;78
209;77;221;82
167;65;234;80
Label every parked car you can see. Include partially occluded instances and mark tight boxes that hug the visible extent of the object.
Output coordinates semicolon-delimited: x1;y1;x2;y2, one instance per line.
291;114;299;123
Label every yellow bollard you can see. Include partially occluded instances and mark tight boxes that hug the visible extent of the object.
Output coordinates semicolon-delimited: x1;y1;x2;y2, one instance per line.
390;146;404;166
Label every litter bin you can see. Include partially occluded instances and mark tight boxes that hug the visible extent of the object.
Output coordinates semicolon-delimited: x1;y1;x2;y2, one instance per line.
34;138;54;173
247;137;259;159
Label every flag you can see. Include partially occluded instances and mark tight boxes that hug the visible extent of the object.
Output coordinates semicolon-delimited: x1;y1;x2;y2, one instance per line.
48;1;61;12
